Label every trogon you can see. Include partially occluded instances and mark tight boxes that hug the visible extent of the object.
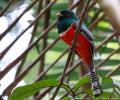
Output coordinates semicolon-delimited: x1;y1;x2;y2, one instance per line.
56;9;102;97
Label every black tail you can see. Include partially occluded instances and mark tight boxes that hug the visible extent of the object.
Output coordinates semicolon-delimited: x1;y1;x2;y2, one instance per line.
87;68;102;97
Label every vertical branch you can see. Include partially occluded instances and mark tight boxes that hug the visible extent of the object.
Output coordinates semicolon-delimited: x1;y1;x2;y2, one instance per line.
31;0;43;41
39;0;51;74
31;0;43;54
50;0;91;99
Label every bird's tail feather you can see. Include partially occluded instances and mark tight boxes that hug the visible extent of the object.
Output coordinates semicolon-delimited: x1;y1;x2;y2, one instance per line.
87;67;102;97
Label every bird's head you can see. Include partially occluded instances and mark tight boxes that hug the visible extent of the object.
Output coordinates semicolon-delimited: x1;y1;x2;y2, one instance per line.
56;10;78;33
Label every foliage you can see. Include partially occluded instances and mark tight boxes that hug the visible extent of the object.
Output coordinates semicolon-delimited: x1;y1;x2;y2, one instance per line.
9;80;73;100
9;75;120;100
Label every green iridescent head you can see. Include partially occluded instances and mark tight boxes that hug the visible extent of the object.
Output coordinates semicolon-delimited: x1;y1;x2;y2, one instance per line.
56;10;78;33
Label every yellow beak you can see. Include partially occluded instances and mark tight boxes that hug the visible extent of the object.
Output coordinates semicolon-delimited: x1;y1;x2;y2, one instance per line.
56;12;63;16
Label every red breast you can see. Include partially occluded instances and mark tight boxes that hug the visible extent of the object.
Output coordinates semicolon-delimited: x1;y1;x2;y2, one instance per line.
59;24;93;67
60;24;75;46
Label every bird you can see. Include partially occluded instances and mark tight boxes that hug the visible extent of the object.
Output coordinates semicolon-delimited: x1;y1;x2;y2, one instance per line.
56;9;102;97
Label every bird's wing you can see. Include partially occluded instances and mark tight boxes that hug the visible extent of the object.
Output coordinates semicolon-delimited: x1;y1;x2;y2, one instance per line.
81;24;95;57
81;24;93;41
72;21;93;41
72;21;95;57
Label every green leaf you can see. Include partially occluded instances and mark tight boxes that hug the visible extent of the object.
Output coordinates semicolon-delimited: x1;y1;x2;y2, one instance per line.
61;76;115;100
95;92;113;99
94;77;114;99
84;88;113;100
73;76;114;99
73;75;90;92
101;77;113;91
9;80;73;100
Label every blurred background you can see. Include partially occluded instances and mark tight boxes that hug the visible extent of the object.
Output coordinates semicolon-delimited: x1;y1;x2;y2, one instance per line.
0;0;120;99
